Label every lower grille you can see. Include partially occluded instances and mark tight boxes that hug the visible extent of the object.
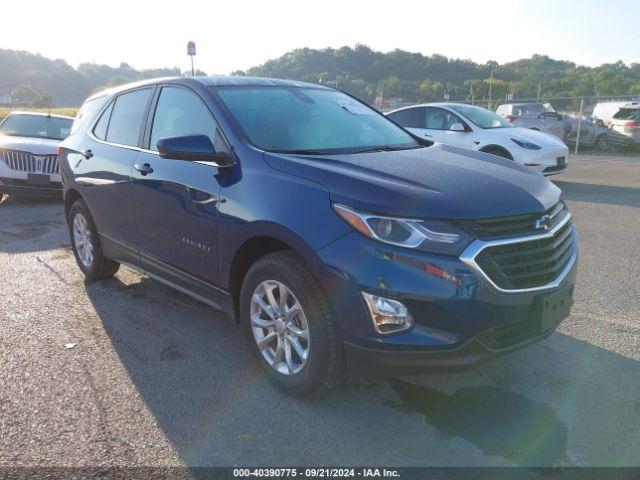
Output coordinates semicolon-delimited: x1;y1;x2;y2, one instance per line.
475;219;575;290
0;149;59;174
543;157;567;173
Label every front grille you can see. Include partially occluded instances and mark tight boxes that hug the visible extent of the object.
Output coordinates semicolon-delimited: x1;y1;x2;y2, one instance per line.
0;149;59;174
456;202;567;240
475;219;575;290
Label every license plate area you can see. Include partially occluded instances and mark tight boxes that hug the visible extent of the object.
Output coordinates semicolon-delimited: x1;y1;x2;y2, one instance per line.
538;286;574;333
27;173;51;186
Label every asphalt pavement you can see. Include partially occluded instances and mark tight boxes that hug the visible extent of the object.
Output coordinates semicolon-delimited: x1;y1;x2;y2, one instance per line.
0;153;638;468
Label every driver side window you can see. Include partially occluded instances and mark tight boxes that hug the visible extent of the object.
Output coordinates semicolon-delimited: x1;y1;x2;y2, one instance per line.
149;87;219;152
422;107;464;130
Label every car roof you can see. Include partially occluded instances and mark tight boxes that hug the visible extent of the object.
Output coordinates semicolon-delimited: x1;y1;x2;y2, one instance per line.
84;75;330;103
6;111;74;120
387;102;471;114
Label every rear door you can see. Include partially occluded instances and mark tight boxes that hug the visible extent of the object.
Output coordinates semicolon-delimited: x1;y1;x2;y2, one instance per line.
131;85;228;303
71;87;154;264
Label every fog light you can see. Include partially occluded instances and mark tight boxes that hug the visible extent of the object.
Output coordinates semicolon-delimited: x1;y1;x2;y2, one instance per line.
362;292;414;334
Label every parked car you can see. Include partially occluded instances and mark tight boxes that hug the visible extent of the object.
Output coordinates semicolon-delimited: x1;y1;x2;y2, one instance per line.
387;103;569;175
511;110;622;151
60;77;578;396
593;101;640;146
496;102;554;122
0;111;73;197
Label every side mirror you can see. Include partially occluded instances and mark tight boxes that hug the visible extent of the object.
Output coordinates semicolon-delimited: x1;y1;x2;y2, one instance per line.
449;123;466;132
156;134;234;166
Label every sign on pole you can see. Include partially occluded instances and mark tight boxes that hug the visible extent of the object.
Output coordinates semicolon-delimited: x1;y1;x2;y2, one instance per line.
187;41;196;77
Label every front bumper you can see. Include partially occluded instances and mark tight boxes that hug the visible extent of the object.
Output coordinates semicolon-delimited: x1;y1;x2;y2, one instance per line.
317;227;578;380
0;177;62;197
514;144;569;176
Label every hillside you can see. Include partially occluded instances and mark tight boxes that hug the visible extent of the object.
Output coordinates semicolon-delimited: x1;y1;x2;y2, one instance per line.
1;45;640;107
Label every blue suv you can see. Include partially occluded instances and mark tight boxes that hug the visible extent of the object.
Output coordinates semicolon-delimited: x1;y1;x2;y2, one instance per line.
60;77;578;396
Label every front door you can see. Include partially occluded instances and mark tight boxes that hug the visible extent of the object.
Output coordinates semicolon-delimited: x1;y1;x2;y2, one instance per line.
131;85;227;302
410;107;472;148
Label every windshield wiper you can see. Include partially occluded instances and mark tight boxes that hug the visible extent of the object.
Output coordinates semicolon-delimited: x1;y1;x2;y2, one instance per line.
269;149;327;155
352;144;422;154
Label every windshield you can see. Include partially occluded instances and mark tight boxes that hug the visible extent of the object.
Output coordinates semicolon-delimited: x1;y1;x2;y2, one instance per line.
449;104;513;129
214;86;421;154
613;108;640;120
0;114;73;141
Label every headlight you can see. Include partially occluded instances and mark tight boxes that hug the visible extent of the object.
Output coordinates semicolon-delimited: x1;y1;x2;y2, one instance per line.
511;138;541;150
332;203;470;255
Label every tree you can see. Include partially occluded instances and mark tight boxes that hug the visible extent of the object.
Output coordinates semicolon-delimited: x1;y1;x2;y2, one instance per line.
10;84;38;104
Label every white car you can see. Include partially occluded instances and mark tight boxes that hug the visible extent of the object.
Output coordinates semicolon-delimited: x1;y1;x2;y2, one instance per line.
0;111;73;197
387;103;570;176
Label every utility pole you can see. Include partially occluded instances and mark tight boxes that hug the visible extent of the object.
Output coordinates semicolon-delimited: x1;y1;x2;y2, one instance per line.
488;63;495;110
537;80;542;103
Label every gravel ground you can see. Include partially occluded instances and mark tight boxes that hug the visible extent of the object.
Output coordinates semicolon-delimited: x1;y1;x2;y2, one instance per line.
0;153;638;468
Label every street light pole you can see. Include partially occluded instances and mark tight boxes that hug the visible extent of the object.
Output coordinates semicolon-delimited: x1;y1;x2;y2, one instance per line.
488;64;495;110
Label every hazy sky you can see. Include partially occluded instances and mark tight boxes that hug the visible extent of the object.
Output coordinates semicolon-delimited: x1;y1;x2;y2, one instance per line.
2;0;639;73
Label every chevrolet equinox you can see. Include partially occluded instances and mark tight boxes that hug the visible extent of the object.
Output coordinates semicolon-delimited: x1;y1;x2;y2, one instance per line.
59;77;578;396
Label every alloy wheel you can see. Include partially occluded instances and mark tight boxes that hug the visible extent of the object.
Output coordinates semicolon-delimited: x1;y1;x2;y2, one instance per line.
250;280;310;376
73;213;94;268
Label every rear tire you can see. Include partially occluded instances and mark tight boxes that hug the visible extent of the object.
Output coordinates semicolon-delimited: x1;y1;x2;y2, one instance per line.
68;199;120;281
596;134;611;152
240;250;343;397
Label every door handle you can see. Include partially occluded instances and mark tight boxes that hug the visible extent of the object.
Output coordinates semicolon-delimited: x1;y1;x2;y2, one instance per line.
82;149;93;159
134;163;153;176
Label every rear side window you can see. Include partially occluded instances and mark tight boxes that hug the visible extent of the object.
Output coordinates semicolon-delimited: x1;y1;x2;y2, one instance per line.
105;88;152;147
388;108;421;128
71;95;108;135
149;87;217;151
93;101;113;141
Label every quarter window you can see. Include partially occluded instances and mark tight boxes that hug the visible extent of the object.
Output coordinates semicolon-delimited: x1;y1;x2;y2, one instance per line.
150;87;217;151
104;88;152;147
93;101;113;141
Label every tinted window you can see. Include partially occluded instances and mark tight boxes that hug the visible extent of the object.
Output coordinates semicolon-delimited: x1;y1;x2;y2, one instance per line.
150;87;217;151
0;114;73;141
93;101;113;140
423;107;464;130
71;95;108;135
388;108;421;128
105;88;152;146
613;108;640;120
215;86;419;154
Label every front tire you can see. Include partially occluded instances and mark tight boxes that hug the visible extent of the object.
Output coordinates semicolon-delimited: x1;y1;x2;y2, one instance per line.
240;251;343;397
68;199;120;281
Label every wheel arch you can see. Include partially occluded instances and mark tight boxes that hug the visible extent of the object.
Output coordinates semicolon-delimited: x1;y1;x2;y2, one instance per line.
479;144;514;160
224;222;332;322
64;188;83;217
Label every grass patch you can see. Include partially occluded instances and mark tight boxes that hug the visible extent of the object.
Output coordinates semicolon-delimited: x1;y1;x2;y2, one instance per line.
0;107;78;122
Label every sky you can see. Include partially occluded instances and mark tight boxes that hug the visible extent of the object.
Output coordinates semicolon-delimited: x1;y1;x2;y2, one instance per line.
1;0;639;74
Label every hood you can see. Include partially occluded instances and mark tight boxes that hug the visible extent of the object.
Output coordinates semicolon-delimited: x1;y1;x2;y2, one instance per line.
502;127;567;147
0;135;62;155
263;144;560;220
